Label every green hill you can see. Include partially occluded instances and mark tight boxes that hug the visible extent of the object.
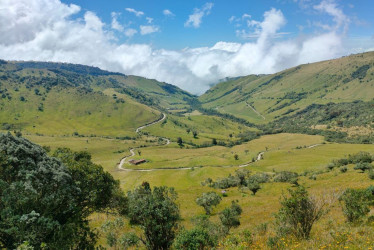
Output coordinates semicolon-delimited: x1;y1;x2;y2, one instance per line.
0;61;168;137
199;51;374;124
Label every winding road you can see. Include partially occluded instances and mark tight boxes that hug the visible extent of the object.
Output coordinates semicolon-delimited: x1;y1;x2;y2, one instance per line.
117;112;323;172
118;113;170;170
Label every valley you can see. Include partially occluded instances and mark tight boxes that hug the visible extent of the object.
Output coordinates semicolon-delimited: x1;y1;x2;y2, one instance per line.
1;52;374;249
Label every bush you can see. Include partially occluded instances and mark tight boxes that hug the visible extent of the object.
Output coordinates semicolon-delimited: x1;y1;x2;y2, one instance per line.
339;188;373;223
247;173;271;184
273;171;299;183
369;170;374;180
354;162;373;172
340;166;348;173
274;186;325;239
348;152;373;164
219;201;242;235
196;192;222;215
173;227;216;250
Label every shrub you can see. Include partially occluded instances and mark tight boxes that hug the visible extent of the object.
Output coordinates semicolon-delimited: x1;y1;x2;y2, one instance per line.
273;171;299;183
339;188;373;223
213;175;240;189
173;227;216;250
274;186;325;239
196;192;222;215
348;152;373;164
247;173;271;184
219;201;242;235
354;162;373;172
369;170;374;180
340;166;348;173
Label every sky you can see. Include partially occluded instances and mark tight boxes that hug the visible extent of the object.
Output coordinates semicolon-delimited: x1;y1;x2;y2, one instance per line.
0;0;373;94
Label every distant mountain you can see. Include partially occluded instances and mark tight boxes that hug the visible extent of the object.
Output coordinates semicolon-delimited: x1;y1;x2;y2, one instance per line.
199;51;374;124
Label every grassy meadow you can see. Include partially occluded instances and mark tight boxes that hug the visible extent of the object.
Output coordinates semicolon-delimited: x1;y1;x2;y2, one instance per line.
22;130;374;248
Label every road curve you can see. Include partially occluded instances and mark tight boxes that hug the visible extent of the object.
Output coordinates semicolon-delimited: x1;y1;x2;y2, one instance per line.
118;113;170;170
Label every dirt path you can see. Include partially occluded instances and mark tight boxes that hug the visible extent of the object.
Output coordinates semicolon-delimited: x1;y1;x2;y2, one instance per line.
307;144;322;149
246;101;265;120
118;113;170;170
118;112;266;172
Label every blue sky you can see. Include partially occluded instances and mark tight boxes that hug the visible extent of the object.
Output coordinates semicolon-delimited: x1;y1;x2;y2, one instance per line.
1;0;373;94
60;0;373;49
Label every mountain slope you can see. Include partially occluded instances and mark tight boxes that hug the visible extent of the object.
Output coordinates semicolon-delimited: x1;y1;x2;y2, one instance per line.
0;61;164;137
199;51;374;124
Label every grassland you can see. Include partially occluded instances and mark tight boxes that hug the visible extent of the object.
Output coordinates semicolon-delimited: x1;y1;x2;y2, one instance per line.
199;51;374;124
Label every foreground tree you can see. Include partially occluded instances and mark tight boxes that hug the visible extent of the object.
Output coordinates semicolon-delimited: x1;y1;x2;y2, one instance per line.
275;186;325;239
0;133;123;248
196;192;222;215
127;182;180;250
219;201;243;234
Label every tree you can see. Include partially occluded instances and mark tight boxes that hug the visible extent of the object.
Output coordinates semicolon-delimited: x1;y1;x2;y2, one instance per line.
193;131;198;138
127;183;180;250
173;227;216;250
186;128;191;134
212;138;217;145
177;137;183;147
235;169;250;186
234;154;239;160
219;201;242;235
0;133;118;248
196;192;222;215
53;148;126;215
248;181;261;195
274;186;325;239
339;188;373;223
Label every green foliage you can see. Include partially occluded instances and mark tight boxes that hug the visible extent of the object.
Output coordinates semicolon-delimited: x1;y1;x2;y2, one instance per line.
340;166;348;173
354;162;373;172
127;183;180;250
219;201;243;234
248;181;261;195
52;148;126;215
275;186;325;239
173;227;216;250
196;192;222;215
0;133;98;248
273;171;299;183
339;188;373;223
101;217;139;249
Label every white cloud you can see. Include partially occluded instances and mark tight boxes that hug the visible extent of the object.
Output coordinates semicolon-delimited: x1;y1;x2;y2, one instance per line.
184;3;214;28
163;9;174;16
146;17;153;24
111;12;124;32
0;0;370;95
125;8;144;17
314;0;350;33
140;25;159;35
124;28;137;37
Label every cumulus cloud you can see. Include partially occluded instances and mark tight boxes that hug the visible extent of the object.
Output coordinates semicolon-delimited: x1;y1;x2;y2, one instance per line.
140;25;159;35
125;8;144;17
0;0;367;95
314;0;350;32
163;9;174;16
111;12;124;32
185;3;214;28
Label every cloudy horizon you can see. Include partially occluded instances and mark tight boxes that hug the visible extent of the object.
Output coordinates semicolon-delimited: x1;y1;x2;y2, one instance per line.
0;0;373;95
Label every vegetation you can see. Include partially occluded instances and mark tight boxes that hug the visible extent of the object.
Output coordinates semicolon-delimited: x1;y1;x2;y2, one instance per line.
196;192;222;215
0;133;122;248
275;186;325;239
